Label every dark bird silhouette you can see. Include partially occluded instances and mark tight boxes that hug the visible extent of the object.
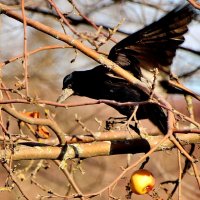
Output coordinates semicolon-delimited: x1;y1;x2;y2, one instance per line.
58;4;196;134
61;66;168;133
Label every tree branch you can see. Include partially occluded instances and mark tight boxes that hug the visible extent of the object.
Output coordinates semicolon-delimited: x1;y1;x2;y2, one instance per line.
1;133;199;161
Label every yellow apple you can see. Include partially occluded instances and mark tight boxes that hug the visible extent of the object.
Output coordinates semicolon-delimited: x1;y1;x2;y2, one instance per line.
130;169;155;195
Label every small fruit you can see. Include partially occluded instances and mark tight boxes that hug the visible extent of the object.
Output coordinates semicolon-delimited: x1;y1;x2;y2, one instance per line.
130;169;155;195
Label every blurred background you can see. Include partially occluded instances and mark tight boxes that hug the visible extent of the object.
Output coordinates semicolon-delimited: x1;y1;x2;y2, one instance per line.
0;0;200;199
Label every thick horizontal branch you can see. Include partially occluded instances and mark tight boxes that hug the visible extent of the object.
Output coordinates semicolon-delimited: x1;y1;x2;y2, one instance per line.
2;128;200;145
1;133;200;161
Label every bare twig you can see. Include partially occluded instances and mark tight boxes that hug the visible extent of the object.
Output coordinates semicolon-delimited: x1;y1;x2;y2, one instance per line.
54;160;86;200
187;0;200;9
178;150;182;200
2;163;29;200
70;0;117;43
21;0;29;96
0;45;72;68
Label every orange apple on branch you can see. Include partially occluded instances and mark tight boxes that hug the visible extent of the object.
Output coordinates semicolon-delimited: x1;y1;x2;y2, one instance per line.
130;169;155;195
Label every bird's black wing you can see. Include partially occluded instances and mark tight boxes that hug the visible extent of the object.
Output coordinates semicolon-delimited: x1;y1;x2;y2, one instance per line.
108;4;195;79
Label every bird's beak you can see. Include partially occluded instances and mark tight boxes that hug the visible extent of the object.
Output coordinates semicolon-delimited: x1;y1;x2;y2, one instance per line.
57;88;74;103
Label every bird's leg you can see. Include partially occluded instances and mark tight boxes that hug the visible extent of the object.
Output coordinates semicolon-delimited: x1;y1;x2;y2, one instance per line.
105;116;127;130
128;123;140;134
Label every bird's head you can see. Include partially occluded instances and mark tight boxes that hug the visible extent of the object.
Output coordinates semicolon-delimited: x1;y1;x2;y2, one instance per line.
57;66;106;103
57;66;104;103
62;72;76;90
57;71;79;103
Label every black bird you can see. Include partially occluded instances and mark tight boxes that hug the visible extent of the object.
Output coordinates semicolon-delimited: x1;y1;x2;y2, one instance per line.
58;4;196;134
60;66;168;133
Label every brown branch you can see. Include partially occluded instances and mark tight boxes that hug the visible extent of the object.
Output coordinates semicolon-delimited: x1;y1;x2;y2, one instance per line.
0;45;72;68
166;79;200;101
1;97;199;133
0;97;172;116
1;127;200;145
47;0;78;35
178;65;200;78
30;178;73;199
3;95;200;133
178;150;182;200
0;98;155;108
1;133;199;161
174;110;200;129
187;0;200;9
174;128;200;134
21;0;29;96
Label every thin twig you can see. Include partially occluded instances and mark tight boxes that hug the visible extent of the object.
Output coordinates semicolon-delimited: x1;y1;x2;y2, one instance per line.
0;45;72;68
70;0;117;43
2;163;29;200
178;150;182;200
54;160;86;200
187;0;200;9
170;135;200;189
21;0;29;96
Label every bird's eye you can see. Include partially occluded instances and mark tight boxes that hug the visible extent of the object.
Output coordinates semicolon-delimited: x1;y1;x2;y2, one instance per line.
68;84;72;88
